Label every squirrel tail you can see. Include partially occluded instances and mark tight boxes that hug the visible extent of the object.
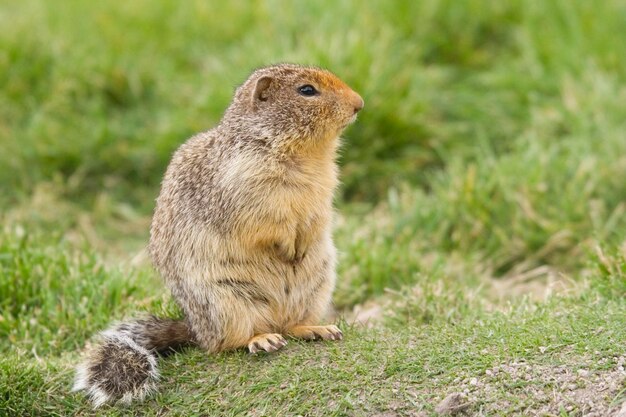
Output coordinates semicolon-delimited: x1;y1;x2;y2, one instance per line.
72;315;192;407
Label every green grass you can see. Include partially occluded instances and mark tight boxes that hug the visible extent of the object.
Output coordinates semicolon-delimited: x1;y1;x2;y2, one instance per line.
1;0;626;415
0;228;161;355
2;240;625;416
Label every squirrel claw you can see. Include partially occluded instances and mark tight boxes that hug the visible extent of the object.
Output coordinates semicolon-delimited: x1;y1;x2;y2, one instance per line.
247;333;287;354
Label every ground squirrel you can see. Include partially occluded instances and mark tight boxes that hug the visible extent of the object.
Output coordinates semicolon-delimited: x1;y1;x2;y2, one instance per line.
73;64;364;407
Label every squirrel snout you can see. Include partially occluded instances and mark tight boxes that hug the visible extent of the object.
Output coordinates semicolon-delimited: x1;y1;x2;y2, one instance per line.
343;89;364;114
352;94;364;114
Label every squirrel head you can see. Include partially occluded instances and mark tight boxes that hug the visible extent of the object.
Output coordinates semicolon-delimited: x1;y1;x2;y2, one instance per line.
222;64;364;151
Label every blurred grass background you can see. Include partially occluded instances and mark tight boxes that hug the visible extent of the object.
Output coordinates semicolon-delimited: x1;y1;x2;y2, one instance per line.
1;1;626;414
3;0;625;202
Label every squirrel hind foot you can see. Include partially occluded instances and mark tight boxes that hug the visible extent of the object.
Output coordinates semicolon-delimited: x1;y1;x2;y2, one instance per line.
73;331;159;407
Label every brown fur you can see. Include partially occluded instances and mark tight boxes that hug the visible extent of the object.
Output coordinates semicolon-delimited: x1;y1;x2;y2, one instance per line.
74;64;363;406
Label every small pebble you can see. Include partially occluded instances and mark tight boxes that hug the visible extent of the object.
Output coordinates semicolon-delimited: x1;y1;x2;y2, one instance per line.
434;393;470;415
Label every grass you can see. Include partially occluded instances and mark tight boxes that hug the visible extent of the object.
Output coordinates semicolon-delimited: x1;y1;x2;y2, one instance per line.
2;240;625;416
1;0;626;415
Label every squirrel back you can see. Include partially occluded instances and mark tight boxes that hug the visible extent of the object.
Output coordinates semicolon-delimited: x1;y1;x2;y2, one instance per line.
73;64;363;407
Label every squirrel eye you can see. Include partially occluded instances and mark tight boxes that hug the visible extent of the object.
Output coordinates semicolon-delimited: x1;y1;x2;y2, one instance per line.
298;85;318;97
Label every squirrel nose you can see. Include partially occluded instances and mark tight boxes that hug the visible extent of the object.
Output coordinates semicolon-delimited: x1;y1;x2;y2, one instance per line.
352;94;364;114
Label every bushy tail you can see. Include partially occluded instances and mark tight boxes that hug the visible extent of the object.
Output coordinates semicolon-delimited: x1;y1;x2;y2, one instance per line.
73;316;192;407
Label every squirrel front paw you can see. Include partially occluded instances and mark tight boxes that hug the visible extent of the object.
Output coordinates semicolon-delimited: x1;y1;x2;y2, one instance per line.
287;325;343;341
273;241;305;265
247;333;288;354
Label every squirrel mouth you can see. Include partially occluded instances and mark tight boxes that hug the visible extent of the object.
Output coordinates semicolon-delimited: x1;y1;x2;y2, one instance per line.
341;114;358;129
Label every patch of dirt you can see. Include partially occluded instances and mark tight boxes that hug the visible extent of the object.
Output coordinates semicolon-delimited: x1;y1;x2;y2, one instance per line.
442;354;626;416
490;264;579;301
348;301;384;327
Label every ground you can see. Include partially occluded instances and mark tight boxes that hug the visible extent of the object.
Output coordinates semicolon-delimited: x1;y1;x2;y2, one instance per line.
1;1;626;416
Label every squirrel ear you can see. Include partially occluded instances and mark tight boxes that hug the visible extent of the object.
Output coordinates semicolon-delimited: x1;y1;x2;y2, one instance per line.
252;76;272;104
